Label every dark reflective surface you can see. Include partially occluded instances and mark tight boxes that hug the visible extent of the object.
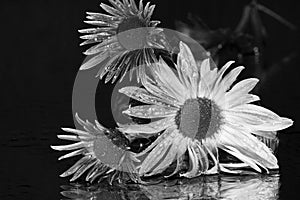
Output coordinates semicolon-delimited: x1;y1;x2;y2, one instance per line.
60;174;280;200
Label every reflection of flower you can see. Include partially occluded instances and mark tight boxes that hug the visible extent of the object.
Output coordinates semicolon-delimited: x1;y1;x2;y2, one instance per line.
51;113;139;184
79;0;167;83
119;42;293;178
60;175;280;200
140;175;280;200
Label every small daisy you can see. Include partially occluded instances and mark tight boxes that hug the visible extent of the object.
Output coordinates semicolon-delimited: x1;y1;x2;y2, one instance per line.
79;0;169;83
119;42;293;178
51;113;140;184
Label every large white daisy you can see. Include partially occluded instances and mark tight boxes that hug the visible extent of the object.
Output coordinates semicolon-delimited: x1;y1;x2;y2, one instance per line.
79;0;169;83
118;42;293;178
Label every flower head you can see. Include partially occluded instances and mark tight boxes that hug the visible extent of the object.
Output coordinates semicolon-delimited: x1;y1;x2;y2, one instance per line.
79;0;168;83
51;113;140;184
119;42;293;178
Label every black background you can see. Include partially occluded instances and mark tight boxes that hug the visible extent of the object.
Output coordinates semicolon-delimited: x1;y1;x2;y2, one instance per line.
0;0;299;199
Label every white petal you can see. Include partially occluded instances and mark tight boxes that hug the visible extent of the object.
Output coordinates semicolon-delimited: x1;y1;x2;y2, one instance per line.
57;135;91;141
137;126;177;156
138;133;173;175
147;136;181;176
225;78;259;108
181;143;199;178
151;58;188;102
79;40;116;70
221;145;262;173
141;75;181;107
177;42;199;98
226;104;293;131
198;62;218;98
214;61;235;88
200;59;211;77
225;94;260;108
58;149;85;161
251;130;277;139
118;117;174;135
123;105;178;119
229;78;259;94
194;143;209;173
218;124;279;169
61;128;90;137
213;66;244;103
119;86;176;107
51;142;86;151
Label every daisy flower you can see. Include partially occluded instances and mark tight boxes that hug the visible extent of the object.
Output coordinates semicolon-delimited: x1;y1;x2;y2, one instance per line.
118;42;293;178
51;113;140;184
79;0;169;83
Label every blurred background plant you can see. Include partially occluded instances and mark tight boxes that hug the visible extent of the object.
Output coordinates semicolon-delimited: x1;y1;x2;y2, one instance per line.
176;0;297;93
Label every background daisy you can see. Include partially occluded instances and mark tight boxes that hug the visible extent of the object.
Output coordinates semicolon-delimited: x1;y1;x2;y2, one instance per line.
79;0;170;83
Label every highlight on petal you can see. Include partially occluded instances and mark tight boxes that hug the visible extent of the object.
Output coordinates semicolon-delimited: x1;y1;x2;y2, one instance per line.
177;41;199;98
150;58;188;102
219;124;279;171
225;104;293;131
123;104;178;118
118;117;174;135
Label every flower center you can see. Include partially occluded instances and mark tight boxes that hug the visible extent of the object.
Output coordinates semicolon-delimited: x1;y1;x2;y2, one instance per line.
117;16;148;50
175;98;222;140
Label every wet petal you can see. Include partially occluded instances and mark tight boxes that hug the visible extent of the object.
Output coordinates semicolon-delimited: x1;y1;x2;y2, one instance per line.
74;113;106;135
225;94;260;108
194;144;209;173
70;159;98;181
213;66;244;103
123;105;178;118
213;61;235;89
80;51;110;70
219;124;278;170
58;149;85;161
198;62;218;98
51;142;86;151
252;130;277;139
60;157;91;177
58;134;94;141
137;126;176;157
220;145;262;173
129;0;138;13
118;117;174;135
148;135;182;175
119;86;177;107
165;136;189;177
142;75;181;107
108;0;126;13
151;58;188;102
225;78;259;107
139;135;173;176
225;104;293;131
181;143;199;178
177;42;199;98
61;128;91;137
100;3;123;16
85;12;120;22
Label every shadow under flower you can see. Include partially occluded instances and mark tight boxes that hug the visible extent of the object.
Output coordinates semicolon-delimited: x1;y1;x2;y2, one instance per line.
60;174;279;200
